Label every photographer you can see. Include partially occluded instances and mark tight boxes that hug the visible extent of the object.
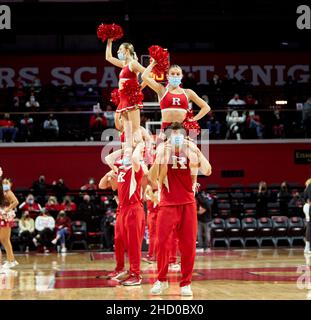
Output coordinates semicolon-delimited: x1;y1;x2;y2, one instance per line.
303;178;311;254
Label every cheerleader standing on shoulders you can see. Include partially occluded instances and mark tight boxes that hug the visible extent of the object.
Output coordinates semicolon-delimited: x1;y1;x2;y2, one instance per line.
0;167;19;270
105;38;146;165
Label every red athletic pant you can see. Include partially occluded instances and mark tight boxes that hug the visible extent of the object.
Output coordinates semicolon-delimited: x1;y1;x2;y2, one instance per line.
168;228;178;264
156;202;197;287
119;203;145;276
147;210;158;258
114;210;125;272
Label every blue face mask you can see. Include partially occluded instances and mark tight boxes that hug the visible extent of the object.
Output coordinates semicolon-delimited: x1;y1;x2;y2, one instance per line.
170;134;184;147
168;76;182;87
118;52;126;61
2;184;10;192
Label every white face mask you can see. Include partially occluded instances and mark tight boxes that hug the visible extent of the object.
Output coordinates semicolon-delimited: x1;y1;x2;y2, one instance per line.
170;134;184;147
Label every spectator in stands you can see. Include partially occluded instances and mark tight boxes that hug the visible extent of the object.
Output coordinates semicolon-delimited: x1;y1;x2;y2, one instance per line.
78;194;96;219
302;97;311;138
45;196;60;214
100;208;115;251
0;113;18;142
244;93;258;106
25;92;40;110
277;181;291;215
51;211;71;253
246;111;263;139
59;196;77;214
33;209;55;253
19;194;42;218
52;179;69;203
228;93;246;106
103;105;115;128
256;181;269;217
197;196;212;252
31;175;48;206
19;113;34;142
209;74;222;93
289;191;304;207
271;108;285;138
206;111;221;139
81;178;98;192
89;112;107;141
18;211;35;253
43;113;59;141
225;110;246;140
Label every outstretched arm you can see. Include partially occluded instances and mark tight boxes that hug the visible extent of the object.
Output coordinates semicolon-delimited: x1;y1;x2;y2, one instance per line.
186;89;211;121
105;39;124;68
105;149;122;170
132;142;144;172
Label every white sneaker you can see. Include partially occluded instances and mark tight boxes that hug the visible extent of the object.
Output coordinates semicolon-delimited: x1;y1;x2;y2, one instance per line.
33;238;38;247
51;239;57;245
2;260;19;269
61;247;67;253
25;246;29;253
169;263;181;272
181;285;193;296
150;280;169;295
304;242;310;253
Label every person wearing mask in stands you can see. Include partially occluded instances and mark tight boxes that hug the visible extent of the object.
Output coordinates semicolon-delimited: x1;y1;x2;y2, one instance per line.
19;194;42;218
59;196;77;215
51;211;71;253
0;114;18;143
31;175;48;206
33;209;55;253
18;211;35;253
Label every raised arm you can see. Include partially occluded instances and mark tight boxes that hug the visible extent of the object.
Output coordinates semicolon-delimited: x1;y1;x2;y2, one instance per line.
105;149;122;170
105;39;124;68
132;142;144;172
99;170;118;191
186;89;211;121
141;60;165;96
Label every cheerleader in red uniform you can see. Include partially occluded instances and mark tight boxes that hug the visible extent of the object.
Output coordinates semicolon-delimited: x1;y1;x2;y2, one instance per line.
0;167;19;270
148;122;212;296
142;61;211;134
106;39;146;165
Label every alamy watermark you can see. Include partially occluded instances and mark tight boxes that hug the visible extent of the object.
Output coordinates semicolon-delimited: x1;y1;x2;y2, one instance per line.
297;5;311;29
297;265;311;290
0;5;11;30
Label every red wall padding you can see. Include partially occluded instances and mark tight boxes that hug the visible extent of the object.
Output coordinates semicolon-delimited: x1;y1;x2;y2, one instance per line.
1;142;310;189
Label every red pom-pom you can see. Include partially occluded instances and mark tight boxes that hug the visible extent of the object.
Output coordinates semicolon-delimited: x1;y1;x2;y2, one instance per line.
183;109;201;136
148;45;170;77
97;23;124;42
110;88;120;106
121;79;144;106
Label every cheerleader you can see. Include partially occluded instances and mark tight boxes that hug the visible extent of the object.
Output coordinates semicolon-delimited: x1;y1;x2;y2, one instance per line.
0;167;19;269
106;39;146;165
141;60;211;134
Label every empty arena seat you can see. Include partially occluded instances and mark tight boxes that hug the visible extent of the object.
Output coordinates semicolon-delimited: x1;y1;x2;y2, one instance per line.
243;203;256;217
287;216;305;247
225;217;244;247
70;220;88;250
210;218;229;248
267;202;280;217
272;216;290;246
217;203;231;218
257;217;275;247
241;217;259;247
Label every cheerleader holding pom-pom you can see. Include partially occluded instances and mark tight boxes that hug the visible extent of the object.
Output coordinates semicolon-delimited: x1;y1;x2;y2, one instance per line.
98;23;146;166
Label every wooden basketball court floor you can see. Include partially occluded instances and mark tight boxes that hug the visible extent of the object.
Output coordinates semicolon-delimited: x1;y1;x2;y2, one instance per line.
0;248;311;300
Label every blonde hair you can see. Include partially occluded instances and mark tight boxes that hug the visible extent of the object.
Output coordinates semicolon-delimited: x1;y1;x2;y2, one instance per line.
168;64;182;73
121;42;138;60
305;178;311;187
